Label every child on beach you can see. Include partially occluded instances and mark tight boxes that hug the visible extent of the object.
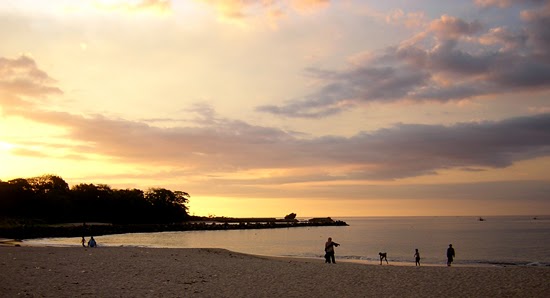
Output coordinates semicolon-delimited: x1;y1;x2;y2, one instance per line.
88;236;97;248
414;249;420;266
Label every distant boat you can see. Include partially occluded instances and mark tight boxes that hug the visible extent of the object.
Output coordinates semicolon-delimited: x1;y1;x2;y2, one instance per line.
478;217;486;221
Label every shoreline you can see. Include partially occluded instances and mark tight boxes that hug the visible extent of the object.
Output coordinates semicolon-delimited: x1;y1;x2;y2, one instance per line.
0;220;348;240
1;246;549;297
7;238;548;269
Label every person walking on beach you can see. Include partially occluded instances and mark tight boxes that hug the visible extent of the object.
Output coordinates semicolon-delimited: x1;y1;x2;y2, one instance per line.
414;249;421;266
447;244;455;266
324;237;340;264
81;236;86;247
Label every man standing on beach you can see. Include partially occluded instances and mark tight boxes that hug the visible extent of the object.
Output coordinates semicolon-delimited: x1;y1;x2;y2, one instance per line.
447;244;455;266
324;237;340;264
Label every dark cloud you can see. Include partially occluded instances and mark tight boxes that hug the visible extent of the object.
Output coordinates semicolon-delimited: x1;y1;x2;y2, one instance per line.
258;2;550;118
2;54;550;184
521;2;550;60
1;49;549;214
479;27;529;51
2;54;547;179
257;63;431;118
14;102;550;182
193;179;550;201
1;56;549;205
428;14;483;39
474;0;547;8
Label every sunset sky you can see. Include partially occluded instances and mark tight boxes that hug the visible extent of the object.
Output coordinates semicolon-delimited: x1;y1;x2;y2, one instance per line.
1;0;549;217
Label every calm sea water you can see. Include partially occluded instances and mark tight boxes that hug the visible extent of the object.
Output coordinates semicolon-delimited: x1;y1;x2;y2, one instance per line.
24;216;550;266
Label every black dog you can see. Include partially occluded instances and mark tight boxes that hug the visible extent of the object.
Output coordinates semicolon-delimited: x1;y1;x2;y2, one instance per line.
379;252;388;265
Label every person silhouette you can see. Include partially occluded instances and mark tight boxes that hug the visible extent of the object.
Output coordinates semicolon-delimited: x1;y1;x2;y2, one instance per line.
379;252;388;265
88;236;97;248
447;244;455;266
81;236;86;247
324;237;340;264
414;249;420;266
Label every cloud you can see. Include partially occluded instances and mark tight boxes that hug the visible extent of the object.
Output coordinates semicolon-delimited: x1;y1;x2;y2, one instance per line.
427;14;483;39
385;9;426;29
258;2;550;118
1;55;549;203
195;0;329;26
2;55;549;193
60;111;550;182
0;55;62;110
3;59;548;182
474;0;514;8
520;1;550;60
93;0;171;13
474;0;545;8
7;82;550;182
289;0;330;13
478;27;528;51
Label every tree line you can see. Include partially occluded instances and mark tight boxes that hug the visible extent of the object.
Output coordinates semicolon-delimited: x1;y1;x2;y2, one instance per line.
0;174;190;224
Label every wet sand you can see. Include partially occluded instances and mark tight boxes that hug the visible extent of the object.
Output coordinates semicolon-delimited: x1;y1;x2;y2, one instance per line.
1;246;549;297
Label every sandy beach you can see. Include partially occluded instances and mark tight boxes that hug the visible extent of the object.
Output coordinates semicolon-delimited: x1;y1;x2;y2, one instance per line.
1;246;549;297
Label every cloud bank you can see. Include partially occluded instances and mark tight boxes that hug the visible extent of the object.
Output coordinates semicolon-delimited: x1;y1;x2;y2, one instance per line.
3;55;550;184
257;1;550;117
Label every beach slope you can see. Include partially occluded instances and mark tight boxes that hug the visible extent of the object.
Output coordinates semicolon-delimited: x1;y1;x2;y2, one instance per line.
1;247;548;297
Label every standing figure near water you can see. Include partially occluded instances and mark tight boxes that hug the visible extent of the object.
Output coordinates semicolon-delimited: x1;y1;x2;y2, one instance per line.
414;249;420;266
81;236;86;247
324;237;340;264
447;244;455;266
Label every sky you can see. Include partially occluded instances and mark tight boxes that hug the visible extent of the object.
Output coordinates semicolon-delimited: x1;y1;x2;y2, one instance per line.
1;0;549;218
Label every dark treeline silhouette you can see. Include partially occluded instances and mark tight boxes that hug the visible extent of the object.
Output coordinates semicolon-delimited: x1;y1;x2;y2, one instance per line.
1;175;348;240
0;174;189;224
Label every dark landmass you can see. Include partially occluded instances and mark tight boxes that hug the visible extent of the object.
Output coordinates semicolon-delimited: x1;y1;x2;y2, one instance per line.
0;216;348;240
0;175;348;240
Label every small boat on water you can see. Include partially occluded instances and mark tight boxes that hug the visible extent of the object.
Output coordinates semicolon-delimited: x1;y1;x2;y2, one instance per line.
478;217;486;221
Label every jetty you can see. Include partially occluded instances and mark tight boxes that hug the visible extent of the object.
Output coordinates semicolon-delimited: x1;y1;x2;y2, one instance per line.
0;215;348;240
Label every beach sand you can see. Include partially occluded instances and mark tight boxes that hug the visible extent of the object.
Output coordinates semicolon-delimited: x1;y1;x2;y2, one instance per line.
1;247;549;297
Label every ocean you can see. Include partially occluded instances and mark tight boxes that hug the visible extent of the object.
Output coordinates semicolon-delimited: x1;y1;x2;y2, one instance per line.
24;216;550;267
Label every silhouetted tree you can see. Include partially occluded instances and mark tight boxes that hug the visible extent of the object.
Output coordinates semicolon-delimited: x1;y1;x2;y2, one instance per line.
27;175;69;194
0;179;34;216
71;183;115;222
0;175;190;224
111;188;148;223
145;188;189;223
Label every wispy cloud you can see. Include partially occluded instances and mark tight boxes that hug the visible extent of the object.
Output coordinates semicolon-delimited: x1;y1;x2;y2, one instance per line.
385;9;426;29
21;108;550;182
0;55;62;110
194;0;329;27
93;0;171;13
474;0;545;8
258;2;550;118
3;56;549;182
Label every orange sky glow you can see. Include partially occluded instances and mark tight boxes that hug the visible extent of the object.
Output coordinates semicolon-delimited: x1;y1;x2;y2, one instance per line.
1;0;549;217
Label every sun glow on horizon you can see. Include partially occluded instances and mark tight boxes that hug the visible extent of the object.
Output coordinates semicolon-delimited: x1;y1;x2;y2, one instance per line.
1;0;549;218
